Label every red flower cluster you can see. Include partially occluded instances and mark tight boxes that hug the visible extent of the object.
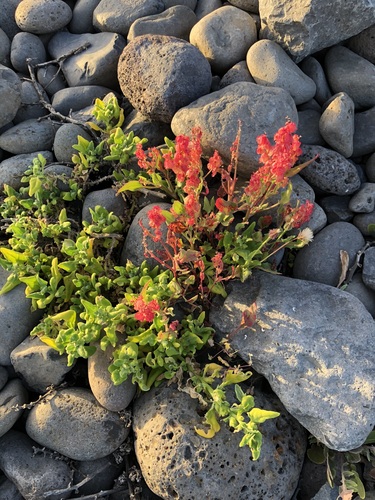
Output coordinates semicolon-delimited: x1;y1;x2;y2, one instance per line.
147;205;166;242
133;296;160;322
283;200;315;229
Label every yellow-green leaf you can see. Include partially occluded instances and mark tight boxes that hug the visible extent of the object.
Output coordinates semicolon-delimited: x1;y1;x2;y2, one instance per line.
117;180;143;193
0;248;28;263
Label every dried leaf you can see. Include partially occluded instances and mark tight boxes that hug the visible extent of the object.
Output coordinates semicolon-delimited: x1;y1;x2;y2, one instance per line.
337;250;349;288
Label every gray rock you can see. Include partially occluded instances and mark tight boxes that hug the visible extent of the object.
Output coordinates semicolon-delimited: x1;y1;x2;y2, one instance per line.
353;105;375;157
305;202;327;234
297;109;325;146
312;482;339;500
246;39;316;105
299;56;332;106
26;387;129;460
0;366;8;391
118;34;212;123
353;211;375;237
228;0;259;13
0;64;21;129
0;29;11;67
292;221;365;286
0;0;22;39
133;383;306;499
349;183;375;213
128;5;197;42
210;271;375;451
0;430;72;500
163;0;197;9
82;188;127;222
48;32;126;88
53;123;92;163
44;164;73;192
36;64;67;97
10;32;46;75
51;85;114;116
122;109;173;147
362;246;375;291
324;46;375;110
298;145;361;195
219;60;255;88
93;0;165;37
0;478;23;500
194;0;222;20
73;455;122;496
190;5;258;74
259;0;375;63
0;269;44;366
15;0;72;35
13;80;49;124
366;152;375;182
345;271;375;317
0;151;54;192
319;195;353;223
0;119;57;154
10;336;72;393
171;81;298;177
0;379;28;438
88;344;137;411
298;98;322;113
120;202;172;267
319;92;355;158
347;24;375;65
69;0;101;34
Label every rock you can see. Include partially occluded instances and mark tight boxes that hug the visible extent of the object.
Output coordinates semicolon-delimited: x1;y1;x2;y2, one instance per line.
14;0;72;35
69;0;101;34
73;455;122;496
297;109;325;146
0;269;43;366
82;188;127;222
210;271;375;451
353;211;375;237
349;183;375;213
0;29;11;67
10;32;46;75
171;81;298;177
366;152;375;182
0;478;23;500
352;105;375;157
312;482;339;500
0;0;21;39
292;221;365;286
246;39;316;105
128;5;197;42
319;92;355;158
36;64;67;97
319;195;353;223
53;123;92;163
228;0;259;13
13;80;49;124
133;383;306;499
122;109;173;147
0;366;8;391
299;56;332;106
362;246;375;291
120;202;172;267
51;86;114;116
44;164;73;191
194;0;222;20
0;64;21;129
0;379;28;438
10;336;72;393
0;151;54;191
298;145;361;195
0;430;72;500
48;32;126;88
163;0;197;9
347;24;375;65
345;272;375;317
219;60;255;88
324;46;375;110
259;0;375;62
118;34;212;123
26;387;129;460
0;119;57;154
88;344;137;411
93;0;165;37
190;6;258;74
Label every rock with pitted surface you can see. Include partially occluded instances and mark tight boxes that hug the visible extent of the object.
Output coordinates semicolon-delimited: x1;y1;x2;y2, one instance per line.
14;0;72;35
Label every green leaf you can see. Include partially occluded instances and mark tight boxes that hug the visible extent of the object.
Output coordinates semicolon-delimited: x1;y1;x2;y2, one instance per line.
117;180;143;193
0;248;28;263
0;274;21;295
364;430;375;444
172;200;185;215
307;444;326;465
248;407;280;424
